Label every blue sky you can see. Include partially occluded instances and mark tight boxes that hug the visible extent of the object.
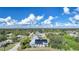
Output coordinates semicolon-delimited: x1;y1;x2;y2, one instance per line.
0;7;79;28
0;7;64;20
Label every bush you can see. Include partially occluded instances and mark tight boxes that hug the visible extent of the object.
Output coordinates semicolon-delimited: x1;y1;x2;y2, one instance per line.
21;45;26;49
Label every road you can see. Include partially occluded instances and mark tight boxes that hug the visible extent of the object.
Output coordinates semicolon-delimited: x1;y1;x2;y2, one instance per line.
9;42;20;51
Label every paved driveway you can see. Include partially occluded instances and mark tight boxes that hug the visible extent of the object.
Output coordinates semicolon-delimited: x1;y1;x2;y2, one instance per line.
9;42;20;51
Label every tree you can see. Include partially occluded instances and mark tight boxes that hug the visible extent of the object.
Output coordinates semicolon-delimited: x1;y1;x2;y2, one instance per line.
75;37;79;42
0;34;7;42
0;30;6;35
50;36;65;49
46;33;68;50
2;43;9;51
20;37;31;49
10;34;17;42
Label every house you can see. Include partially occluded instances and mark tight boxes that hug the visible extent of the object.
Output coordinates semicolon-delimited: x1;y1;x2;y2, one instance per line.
6;39;13;44
29;31;48;48
66;31;78;37
16;35;26;39
29;36;48;48
30;39;48;48
7;33;13;40
0;40;13;47
7;33;13;36
29;32;35;38
0;41;7;47
35;31;46;39
35;39;48;47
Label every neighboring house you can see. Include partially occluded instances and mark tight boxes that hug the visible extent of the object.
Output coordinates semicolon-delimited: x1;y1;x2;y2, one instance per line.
29;32;35;38
16;35;26;39
0;40;13;47
35;31;46;39
0;33;13;47
6;39;13;44
7;33;13;40
0;41;7;47
7;33;13;36
66;31;78;37
29;31;45;38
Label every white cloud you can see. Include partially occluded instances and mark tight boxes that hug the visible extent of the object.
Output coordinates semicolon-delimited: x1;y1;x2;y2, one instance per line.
63;7;70;14
0;16;16;25
36;15;43;20
69;17;76;23
68;14;79;25
73;14;79;20
64;22;72;26
69;14;79;22
65;22;77;27
19;14;36;24
40;16;54;28
4;16;16;25
0;14;44;26
55;22;77;27
19;14;43;24
55;22;59;26
43;20;51;24
48;16;54;20
55;22;64;26
42;16;54;24
70;7;79;15
28;13;35;20
75;7;79;12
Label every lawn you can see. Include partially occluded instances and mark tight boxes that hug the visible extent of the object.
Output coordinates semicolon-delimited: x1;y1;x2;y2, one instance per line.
0;44;15;51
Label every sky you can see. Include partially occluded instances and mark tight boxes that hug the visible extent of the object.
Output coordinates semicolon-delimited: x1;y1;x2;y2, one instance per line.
0;7;79;28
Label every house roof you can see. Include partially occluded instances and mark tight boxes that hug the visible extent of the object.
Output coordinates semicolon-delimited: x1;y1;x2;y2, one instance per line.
35;39;48;44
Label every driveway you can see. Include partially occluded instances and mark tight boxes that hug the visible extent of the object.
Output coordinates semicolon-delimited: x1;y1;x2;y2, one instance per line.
9;42;20;51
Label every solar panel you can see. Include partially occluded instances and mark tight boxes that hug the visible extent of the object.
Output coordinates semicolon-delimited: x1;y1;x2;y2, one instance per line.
35;39;47;44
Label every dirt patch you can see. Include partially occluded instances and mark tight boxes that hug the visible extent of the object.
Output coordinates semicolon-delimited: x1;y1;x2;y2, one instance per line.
23;47;59;51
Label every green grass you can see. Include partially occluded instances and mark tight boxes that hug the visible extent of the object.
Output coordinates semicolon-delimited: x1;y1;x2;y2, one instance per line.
0;44;15;51
63;34;79;50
